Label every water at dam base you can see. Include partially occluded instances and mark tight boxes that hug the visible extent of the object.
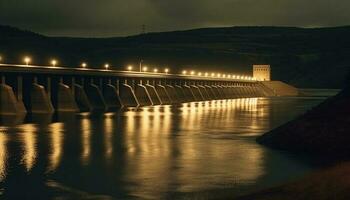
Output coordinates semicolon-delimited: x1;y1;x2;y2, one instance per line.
0;97;327;199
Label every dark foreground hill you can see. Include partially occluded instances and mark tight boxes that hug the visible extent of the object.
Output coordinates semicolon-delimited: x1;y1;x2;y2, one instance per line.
237;162;350;200
1;25;350;88
240;74;350;200
257;83;350;157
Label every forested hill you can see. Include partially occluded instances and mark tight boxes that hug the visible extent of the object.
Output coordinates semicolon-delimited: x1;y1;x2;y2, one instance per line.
1;25;350;88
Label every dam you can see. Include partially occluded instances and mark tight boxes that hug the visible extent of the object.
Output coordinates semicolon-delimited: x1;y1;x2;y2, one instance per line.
0;63;298;115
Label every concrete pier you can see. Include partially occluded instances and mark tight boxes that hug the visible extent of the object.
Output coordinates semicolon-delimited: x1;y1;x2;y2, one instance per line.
31;83;54;114
0;84;21;114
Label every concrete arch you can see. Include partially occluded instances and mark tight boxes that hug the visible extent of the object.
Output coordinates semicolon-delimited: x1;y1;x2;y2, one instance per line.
198;85;210;100
135;84;153;106
211;86;221;100
231;87;241;98
174;85;186;103
103;84;122;110
74;84;92;112
119;83;139;107
145;84;162;105
216;86;226;99
183;85;196;102
85;84;107;111
166;85;180;103
56;83;79;112
155;85;172;104
205;85;217;100
190;85;204;101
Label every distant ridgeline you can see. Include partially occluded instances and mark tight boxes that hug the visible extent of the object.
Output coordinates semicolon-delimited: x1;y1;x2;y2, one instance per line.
1;25;350;88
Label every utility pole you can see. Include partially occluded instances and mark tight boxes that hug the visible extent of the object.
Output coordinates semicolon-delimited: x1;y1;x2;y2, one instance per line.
142;24;146;34
139;60;143;72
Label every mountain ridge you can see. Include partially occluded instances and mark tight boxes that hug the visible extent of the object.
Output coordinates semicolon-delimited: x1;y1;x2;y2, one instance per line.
0;25;349;88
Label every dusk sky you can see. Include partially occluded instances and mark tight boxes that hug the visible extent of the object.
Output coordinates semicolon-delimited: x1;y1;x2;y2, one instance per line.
1;0;349;37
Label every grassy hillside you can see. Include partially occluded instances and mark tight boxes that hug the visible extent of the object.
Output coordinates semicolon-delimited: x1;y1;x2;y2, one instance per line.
1;25;350;88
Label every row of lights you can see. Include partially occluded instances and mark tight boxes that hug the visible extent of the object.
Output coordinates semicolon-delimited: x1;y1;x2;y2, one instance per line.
0;56;34;66
2;56;168;73
126;65;169;74
0;56;255;80
0;56;111;69
181;70;255;80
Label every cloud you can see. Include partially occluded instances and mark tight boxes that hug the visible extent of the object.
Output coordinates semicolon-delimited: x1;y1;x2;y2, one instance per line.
0;0;349;37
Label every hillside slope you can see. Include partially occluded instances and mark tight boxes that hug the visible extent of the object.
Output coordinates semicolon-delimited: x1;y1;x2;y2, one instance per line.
0;25;350;88
257;82;350;156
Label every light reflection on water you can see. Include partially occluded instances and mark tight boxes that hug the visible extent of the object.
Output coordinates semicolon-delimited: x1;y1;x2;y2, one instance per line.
48;123;64;172
0;129;8;182
19;124;38;172
81;117;92;165
0;97;326;199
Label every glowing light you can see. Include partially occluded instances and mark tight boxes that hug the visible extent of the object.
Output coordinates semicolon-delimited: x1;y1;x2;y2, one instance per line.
223;74;226;78
104;63;110;69
182;70;187;75
164;68;169;74
127;65;133;71
142;66;148;72
190;71;195;75
0;56;2;63
233;75;236;79
198;72;202;76
217;73;221;78
228;75;232;78
24;56;31;65
81;62;87;68
153;68;158;73
205;72;209;77
51;59;57;67
211;73;215;77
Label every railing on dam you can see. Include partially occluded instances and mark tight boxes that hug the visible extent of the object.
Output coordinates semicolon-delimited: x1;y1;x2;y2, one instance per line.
0;64;275;115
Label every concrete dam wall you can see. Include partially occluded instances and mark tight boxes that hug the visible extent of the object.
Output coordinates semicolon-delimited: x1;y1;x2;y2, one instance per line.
0;65;299;115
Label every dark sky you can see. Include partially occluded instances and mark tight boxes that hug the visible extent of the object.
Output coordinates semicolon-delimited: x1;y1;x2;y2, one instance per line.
1;0;349;37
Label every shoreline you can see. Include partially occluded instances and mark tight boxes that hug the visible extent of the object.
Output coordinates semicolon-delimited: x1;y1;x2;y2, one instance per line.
237;162;350;200
243;84;350;199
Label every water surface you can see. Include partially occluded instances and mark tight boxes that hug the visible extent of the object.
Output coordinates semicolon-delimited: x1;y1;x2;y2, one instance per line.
0;97;326;199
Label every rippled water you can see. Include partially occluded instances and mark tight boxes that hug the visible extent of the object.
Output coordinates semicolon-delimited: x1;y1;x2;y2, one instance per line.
0;97;326;199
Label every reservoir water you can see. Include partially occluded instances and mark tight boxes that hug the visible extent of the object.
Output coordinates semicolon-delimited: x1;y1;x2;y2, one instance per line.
0;97;327;199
